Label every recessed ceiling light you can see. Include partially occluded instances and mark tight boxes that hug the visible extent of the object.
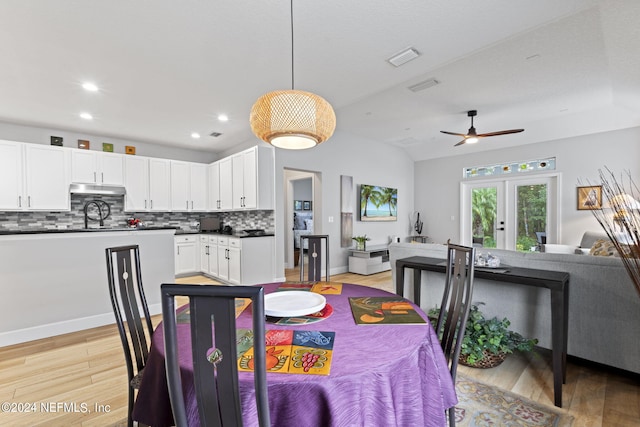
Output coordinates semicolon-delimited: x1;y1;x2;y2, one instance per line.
80;112;93;120
191;132;201;139
218;114;229;122
82;82;99;92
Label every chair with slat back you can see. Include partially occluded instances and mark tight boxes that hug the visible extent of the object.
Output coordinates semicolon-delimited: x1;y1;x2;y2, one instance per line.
105;245;153;427
299;235;330;282
161;283;271;427
434;242;476;427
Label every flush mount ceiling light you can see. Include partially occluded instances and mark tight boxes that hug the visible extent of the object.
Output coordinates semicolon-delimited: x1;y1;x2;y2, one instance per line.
250;0;336;150
82;82;98;92
79;112;93;120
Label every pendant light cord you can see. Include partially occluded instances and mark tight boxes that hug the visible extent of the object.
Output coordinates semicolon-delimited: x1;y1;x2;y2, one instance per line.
290;0;295;90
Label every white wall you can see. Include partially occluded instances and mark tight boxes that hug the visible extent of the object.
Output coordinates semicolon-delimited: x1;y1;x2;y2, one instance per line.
293;178;313;201
0;120;218;163
415;126;640;245
273;130;415;278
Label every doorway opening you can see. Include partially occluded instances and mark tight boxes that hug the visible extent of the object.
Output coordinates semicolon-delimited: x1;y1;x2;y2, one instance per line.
284;169;322;269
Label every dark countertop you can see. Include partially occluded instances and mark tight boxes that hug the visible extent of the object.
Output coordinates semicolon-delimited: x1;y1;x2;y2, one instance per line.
200;231;275;238
0;226;179;235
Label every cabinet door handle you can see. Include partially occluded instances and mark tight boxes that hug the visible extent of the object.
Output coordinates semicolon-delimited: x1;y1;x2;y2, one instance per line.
205;245;209;255
150;200;153;209
18;196;21;207
177;246;180;255
94;172;97;183
186;201;189;210
28;196;31;207
101;172;104;183
191;201;193;210
144;200;147;209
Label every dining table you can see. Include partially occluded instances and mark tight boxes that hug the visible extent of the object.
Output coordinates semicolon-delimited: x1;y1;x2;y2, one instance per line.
132;282;457;427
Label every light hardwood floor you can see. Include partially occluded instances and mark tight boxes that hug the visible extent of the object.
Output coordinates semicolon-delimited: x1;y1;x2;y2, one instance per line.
1;270;638;426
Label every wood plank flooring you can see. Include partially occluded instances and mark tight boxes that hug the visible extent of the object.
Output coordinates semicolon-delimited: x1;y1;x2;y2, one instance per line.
0;270;637;426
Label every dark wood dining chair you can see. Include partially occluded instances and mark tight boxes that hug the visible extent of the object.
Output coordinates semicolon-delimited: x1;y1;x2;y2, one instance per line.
434;242;476;427
105;245;153;427
299;234;330;281
161;283;271;427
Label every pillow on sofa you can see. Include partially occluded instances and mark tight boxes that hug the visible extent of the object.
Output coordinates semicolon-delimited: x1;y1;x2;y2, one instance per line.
590;239;619;257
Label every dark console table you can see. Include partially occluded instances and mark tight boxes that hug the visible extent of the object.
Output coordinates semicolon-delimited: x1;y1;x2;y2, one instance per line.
395;256;570;408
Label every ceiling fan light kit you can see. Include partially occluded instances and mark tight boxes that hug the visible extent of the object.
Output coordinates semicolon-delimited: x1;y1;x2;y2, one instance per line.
250;0;336;150
441;109;524;147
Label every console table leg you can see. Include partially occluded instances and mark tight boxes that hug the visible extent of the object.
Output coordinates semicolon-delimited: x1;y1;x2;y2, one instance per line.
551;288;567;407
396;264;405;296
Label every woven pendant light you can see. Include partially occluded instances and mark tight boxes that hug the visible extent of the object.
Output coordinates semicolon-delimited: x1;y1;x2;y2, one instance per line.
250;1;336;149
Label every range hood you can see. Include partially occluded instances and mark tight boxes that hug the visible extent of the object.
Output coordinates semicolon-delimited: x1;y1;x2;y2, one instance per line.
69;183;126;196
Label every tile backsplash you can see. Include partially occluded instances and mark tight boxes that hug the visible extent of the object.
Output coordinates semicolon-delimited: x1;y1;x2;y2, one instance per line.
0;194;274;232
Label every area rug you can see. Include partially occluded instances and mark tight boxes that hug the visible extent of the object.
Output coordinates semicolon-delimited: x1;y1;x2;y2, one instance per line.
454;375;574;427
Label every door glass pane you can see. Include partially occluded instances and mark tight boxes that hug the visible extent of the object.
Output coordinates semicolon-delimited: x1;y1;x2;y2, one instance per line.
516;184;547;252
471;187;497;248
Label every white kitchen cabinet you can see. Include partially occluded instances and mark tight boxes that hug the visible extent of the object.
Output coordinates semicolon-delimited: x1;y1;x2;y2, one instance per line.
231;146;274;210
204;235;274;285
175;235;198;275
24;144;70;210
218;158;233;210
171;161;207;211
124;155;149;211
0;140;24;210
217;236;230;281
149;158;171;211
0;141;70;211
71;149;124;185
124;156;170;212
199;235;219;276
228;238;242;285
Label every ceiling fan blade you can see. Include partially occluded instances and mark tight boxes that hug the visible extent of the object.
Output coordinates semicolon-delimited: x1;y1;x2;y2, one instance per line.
476;129;524;137
454;139;467;146
440;130;467;137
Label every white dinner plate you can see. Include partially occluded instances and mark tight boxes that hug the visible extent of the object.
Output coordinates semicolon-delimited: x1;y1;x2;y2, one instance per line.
264;291;326;317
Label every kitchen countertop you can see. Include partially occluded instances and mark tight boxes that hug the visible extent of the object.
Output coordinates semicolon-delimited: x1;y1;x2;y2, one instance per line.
0;226;178;235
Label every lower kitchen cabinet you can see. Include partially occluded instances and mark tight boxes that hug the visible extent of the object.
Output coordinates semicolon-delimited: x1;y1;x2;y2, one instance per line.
199;234;274;285
175;235;198;275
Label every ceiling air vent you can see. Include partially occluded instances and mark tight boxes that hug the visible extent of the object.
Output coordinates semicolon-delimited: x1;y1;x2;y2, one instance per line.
408;78;440;93
210;132;223;137
387;48;420;67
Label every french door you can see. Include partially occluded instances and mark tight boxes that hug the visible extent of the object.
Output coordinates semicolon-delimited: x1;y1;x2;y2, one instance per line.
461;175;558;251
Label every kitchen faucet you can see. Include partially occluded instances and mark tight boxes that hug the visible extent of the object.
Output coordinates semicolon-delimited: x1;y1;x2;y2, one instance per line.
84;200;111;228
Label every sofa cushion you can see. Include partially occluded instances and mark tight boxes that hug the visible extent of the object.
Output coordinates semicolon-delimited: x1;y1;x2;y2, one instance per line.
590;239;619;256
580;231;609;248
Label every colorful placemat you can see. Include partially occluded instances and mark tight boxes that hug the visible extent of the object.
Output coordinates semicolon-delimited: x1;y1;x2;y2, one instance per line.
237;329;335;375
349;297;427;325
278;282;343;295
267;303;334;325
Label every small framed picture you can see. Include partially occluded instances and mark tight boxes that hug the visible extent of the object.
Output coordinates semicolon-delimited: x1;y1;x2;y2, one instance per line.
78;139;90;149
303;200;312;210
125;145;136;155
294;200;303;210
50;136;63;146
577;185;602;210
102;143;114;152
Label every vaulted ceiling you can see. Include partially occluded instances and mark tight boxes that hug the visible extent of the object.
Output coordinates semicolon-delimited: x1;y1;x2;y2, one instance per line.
1;0;638;160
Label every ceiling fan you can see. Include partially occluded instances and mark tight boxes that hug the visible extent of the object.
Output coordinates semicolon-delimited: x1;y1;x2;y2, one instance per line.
441;110;524;146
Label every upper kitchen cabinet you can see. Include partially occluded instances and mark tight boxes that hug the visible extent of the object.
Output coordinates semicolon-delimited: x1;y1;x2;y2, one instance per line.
124;155;170;211
71;149;124;186
170;161;207;211
23;143;70;211
0;140;24;210
231;146;274;210
0;141;70;211
208;157;233;211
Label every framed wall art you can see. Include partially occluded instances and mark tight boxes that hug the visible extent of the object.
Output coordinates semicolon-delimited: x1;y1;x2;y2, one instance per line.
102;142;114;152
294;200;303;210
78;139;90;149
577;185;602;210
303;201;312;210
125;145;136;155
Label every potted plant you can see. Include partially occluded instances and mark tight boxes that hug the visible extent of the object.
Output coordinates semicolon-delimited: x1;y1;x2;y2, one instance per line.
352;235;370;250
429;302;538;368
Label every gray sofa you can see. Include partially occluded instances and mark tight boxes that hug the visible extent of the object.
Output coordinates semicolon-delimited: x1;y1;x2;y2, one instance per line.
389;239;640;374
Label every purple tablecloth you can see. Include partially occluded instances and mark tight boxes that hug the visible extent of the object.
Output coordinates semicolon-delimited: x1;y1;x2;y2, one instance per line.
133;283;457;426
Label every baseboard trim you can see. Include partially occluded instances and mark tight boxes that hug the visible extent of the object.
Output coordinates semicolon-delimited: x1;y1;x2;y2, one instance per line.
0;303;162;347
